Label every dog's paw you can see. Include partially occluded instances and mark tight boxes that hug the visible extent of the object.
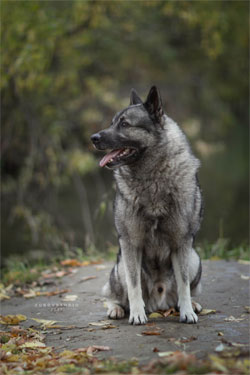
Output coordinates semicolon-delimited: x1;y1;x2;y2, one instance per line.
129;305;147;325
192;301;202;314
108;305;125;319
180;308;198;324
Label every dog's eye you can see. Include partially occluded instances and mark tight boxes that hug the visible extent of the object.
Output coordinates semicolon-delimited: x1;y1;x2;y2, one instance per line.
121;121;129;127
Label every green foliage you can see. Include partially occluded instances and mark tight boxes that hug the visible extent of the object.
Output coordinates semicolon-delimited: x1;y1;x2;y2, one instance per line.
1;0;248;256
197;239;249;261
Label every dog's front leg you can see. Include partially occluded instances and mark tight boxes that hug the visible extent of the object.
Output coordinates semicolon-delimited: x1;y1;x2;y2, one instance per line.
172;245;198;324
120;237;147;325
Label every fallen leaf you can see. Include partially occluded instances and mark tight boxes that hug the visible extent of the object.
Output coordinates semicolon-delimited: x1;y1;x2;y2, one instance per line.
238;260;250;265
215;343;225;352
0;315;27;325
163;307;177;317
75;345;110;356
0;293;10;301
20;341;46;348
158;351;174;357
224;315;244;322
244;306;250;313
95;265;106;270
42;271;68;278
199;309;216;315
240;274;250;280
179;336;197;343
31;318;58;328
39;288;70;297
62;294;78;302
209;355;228;373
101;324;117;330
61;259;82;267
88;320;111;327
142;330;161;336
81;261;91;266
149;312;164;319
79;276;97;283
153;347;159;352
23;290;37;298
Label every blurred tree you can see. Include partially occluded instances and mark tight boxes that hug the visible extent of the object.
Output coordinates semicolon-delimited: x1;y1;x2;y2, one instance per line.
1;0;248;257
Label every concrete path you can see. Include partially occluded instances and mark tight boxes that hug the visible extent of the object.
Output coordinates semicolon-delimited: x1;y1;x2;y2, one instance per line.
1;260;249;362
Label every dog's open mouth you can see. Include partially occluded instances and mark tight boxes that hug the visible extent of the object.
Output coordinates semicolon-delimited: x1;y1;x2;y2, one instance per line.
99;148;137;168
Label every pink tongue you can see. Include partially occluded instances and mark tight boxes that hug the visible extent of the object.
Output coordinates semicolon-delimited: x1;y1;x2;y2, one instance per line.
99;149;123;167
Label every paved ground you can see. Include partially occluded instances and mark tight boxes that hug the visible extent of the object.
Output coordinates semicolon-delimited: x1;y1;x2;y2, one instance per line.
1;260;249;363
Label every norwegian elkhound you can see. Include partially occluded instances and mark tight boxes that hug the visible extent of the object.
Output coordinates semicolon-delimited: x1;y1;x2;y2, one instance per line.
91;86;203;325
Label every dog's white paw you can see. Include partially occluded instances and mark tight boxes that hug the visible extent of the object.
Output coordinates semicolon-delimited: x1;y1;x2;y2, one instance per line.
180;308;198;324
129;304;147;325
192;301;202;314
108;305;125;319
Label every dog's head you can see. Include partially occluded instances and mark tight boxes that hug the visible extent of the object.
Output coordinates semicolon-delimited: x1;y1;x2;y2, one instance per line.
91;86;164;169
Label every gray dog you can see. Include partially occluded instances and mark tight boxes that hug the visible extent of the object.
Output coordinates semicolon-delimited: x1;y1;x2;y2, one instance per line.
91;86;203;325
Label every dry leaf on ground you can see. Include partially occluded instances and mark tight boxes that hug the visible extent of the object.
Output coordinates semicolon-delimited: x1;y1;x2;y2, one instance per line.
148;312;164;319
199;309;216;315
244;306;250;313
163;307;177;317
238;260;250;265
0;314;27;325
224;315;245;322
20;340;46;348
60;259;83;267
75;345;110;356
240;274;250;280
62;294;78;302
158;351;174;357
0;292;10;301
179;336;197;343
31;318;58;328
142;331;161;336
79;276;97;283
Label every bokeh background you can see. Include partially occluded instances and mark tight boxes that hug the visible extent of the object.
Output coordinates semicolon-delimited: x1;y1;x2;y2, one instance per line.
2;0;249;264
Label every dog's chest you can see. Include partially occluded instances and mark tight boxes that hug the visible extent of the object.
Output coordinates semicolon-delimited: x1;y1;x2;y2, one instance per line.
117;174;174;217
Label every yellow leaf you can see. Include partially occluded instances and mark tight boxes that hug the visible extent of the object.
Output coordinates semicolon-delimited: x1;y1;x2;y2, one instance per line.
210;256;221;261
0;314;27;325
20;341;46;348
6;354;20;362
149;312;164;318
199;309;216;315
0;293;10;301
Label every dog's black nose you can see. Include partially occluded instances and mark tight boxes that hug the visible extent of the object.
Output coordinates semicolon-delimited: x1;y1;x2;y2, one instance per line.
91;133;101;144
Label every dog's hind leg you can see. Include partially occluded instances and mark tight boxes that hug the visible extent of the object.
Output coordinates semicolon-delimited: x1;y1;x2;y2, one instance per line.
171;242;198;324
102;264;127;320
190;248;202;314
106;300;125;319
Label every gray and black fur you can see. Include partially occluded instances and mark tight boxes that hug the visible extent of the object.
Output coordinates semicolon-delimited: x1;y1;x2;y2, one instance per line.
91;86;203;325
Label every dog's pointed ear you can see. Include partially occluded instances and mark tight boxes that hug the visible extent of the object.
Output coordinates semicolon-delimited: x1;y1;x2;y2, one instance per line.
144;86;164;126
130;88;143;105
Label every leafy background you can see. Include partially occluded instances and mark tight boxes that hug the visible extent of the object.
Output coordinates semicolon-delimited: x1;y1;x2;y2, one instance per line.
1;0;249;263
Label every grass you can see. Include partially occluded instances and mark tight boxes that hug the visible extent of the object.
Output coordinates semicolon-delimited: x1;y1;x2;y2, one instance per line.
196;238;249;261
1;239;249;287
